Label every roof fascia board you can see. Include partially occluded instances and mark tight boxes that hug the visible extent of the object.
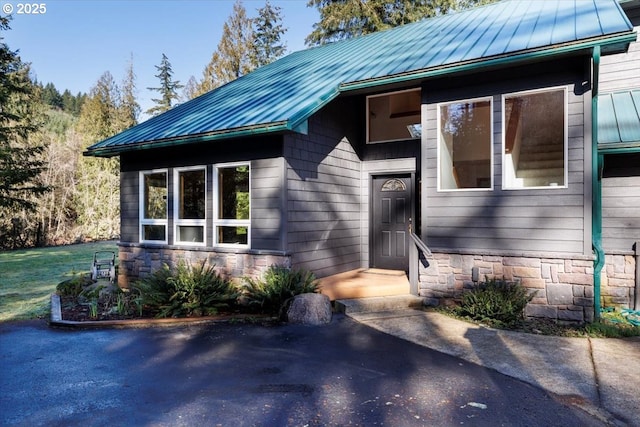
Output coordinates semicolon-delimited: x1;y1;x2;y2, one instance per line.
84;121;290;157
339;33;637;93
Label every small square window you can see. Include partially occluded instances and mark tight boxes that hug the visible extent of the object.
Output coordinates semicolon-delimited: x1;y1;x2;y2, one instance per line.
367;89;421;143
438;98;493;191
503;88;567;189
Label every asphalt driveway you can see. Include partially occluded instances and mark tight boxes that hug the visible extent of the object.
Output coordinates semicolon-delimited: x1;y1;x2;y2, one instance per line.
0;316;603;426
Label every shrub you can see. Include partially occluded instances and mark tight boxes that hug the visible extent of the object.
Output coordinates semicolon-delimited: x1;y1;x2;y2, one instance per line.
457;277;535;326
241;266;318;316
133;261;239;318
56;274;94;297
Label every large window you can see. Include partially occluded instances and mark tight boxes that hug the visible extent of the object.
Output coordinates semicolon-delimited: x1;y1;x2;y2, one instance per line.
367;89;421;143
503;88;567;189
174;167;206;245
438;98;493;191
214;164;250;246
140;170;167;243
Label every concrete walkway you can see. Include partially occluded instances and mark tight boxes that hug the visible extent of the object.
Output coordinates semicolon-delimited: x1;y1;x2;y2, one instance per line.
349;309;640;427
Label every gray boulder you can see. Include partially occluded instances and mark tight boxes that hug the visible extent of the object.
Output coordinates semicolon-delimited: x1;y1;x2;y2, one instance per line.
285;293;332;325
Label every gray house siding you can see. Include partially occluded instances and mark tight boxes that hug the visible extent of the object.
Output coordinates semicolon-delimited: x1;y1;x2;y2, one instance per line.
284;98;363;277
602;153;640;252
599;9;640;254
599;19;639;93
422;59;590;256
119;139;285;251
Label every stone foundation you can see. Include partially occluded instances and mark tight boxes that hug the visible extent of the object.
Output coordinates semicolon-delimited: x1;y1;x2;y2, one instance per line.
419;250;637;323
602;253;636;309
117;244;291;288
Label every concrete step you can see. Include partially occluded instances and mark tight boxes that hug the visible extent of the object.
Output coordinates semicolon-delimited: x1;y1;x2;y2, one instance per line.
335;294;425;315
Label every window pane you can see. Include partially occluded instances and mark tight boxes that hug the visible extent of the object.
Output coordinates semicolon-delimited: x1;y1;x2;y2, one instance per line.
504;90;565;188
177;225;204;243
178;169;205;219
217;226;248;245
144;172;167;219
219;166;250;220
143;224;165;241
368;90;421;143
439;100;492;190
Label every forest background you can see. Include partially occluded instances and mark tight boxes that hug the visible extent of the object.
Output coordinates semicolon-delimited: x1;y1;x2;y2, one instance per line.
0;0;491;250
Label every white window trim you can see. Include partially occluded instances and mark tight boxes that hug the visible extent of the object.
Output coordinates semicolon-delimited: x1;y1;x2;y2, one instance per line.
213;162;251;249
436;96;494;192
139;169;168;245
173;166;207;247
501;86;568;191
366;88;422;144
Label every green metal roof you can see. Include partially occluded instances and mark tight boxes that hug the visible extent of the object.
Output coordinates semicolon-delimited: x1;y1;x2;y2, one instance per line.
598;89;640;151
86;0;636;157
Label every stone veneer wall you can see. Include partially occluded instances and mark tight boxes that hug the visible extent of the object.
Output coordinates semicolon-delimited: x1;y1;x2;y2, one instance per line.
419;251;637;323
117;244;291;287
602;253;637;308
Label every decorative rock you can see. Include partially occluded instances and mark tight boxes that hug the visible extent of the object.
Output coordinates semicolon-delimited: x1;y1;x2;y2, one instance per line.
285;293;332;325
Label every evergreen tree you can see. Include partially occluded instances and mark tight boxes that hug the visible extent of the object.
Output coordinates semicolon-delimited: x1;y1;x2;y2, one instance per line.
118;56;140;129
196;0;254;96
41;82;63;109
0;16;48;213
252;0;287;68
146;53;183;116
305;0;495;46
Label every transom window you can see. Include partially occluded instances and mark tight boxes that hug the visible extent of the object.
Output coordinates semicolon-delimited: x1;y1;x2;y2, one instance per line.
140;170;168;243
367;89;421;143
503;88;567;189
174;167;206;245
438;98;493;191
214;164;250;247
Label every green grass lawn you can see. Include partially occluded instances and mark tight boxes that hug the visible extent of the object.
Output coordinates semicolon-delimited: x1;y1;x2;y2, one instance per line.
0;241;118;322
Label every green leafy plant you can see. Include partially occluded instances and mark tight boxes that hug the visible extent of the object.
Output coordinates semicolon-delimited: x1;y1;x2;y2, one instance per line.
56;274;94;297
133;261;239;318
457;277;535;326
88;299;98;319
241;265;318;316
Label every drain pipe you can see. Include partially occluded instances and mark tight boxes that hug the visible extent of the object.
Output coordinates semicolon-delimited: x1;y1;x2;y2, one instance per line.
592;46;604;321
635;242;639;310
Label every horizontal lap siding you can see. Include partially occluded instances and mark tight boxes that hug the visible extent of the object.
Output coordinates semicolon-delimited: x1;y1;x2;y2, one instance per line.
120;170;139;243
119;140;285;251
599;23;640;93
251;158;285;251
424;81;587;255
600;16;640;252
603;176;640;252
285;99;362;277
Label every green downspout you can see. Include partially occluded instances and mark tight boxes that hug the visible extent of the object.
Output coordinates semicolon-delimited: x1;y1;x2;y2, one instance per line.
592;46;604;321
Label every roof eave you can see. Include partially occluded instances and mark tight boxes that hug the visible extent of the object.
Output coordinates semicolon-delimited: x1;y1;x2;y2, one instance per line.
84;121;292;158
339;32;637;93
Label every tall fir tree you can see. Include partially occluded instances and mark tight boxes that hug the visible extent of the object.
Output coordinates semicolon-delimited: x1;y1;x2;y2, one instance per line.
0;16;50;247
251;0;287;68
195;0;254;97
118;56;140;129
305;0;495;46
0;16;48;212
146;53;183;116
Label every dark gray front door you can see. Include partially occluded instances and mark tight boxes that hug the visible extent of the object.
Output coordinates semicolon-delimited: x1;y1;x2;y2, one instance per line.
372;175;412;271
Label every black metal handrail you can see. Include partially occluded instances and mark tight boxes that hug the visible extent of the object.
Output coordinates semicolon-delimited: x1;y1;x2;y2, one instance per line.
410;232;432;257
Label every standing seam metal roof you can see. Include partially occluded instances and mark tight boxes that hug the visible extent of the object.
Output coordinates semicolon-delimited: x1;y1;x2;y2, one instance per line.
86;0;636;157
598;89;640;148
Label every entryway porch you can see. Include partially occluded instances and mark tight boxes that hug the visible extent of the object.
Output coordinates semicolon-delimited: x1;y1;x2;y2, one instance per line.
317;268;411;301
